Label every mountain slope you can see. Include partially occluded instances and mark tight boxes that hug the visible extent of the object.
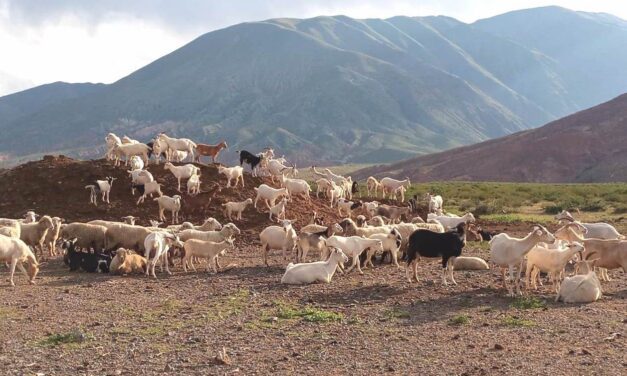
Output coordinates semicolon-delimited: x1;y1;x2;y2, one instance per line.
354;93;627;183
1;7;627;165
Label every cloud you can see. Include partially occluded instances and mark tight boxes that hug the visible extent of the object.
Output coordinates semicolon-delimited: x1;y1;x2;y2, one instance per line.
1;0;626;96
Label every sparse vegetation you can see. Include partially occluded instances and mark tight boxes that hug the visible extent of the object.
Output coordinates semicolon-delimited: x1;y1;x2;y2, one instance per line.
501;316;536;328
39;330;91;347
511;296;547;310
275;302;343;323
449;314;470;325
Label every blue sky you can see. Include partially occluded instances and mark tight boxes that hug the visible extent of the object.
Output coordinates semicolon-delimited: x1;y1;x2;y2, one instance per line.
1;0;626;96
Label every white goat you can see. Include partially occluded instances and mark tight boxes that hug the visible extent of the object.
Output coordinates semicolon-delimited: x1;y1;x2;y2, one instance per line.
366;176;381;197
187;173;201;196
112;143;150;166
380;177;410;200
268;197;288;222
143;232;184;277
154;195;182;224
281;248;348;284
135;181;163;204
182;238;235;273
325;235;383;275
554;210;624;239
254;184;288;209
431;213;475;230
164;162;199;191
218;166;244;188
425;193;443;213
525;242;585;292
259;220;297;266
281;175;311;202
129;169;154;194
556;260;602;303
105;133;122;160
85;177;116;206
129;155;144;171
0;234;39;286
490;225;555;296
315;178;333;198
222;198;253;220
158;133;196;162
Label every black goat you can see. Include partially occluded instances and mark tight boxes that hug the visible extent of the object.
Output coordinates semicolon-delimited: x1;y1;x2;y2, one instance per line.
62;238;111;273
351;181;359;196
408;195;419;213
236;150;264;175
406;223;466;285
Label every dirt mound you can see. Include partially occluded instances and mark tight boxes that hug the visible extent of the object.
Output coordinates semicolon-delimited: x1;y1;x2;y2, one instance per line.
0;156;412;243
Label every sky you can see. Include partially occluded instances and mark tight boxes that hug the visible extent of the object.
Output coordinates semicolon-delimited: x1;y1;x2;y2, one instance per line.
1;0;626;96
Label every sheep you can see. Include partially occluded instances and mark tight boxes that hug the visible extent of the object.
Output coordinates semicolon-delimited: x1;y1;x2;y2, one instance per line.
182;238;235;273
0;234;39;286
144;232;184;277
525;242;585;292
110;248;147;275
195;140;228;164
112;143;151;166
366;176;381;197
374;204;411;224
296;223;344;262
103;224;153;253
157;133;196;162
414;221;445;233
411;216;425;224
237;150;265;177
365;229;402;268
164;162;200;191
259;220;297;266
430;213;475;230
315;178;333;198
222;198;254;220
254;184;289;209
218;166;244;188
154;195;182;224
134;181;163;204
59;223;108;253
105;133;122;160
325;235;383;275
19;215;54;258
554;210;624;239
453;256;490;270
424;193;443;213
178;223;240;243
85;177;116;206
0;219;21;238
490;225;555;296
281;248;348;284
187;173;201;196
405;223;467;285
368;216;387;227
555;259;602;303
43;217;63;257
268;197;288;222
380;177;411;200
281;175;311;202
336;198;362;218
363;201;379;218
129;155;144;171
121;216;137;225
23;211;38;223
193;218;223;231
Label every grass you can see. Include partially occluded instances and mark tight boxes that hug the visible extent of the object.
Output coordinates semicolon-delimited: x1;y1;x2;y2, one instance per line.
39;330;92;347
449;314;470;325
511;296;547;310
274;302;343;323
501;316;536;328
384;308;411;320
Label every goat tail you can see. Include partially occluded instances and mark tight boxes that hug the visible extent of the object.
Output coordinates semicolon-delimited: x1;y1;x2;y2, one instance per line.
85;185;95;190
405;245;418;266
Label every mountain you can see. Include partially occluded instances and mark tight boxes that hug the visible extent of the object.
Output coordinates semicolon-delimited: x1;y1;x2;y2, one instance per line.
354;93;627;183
1;6;627;165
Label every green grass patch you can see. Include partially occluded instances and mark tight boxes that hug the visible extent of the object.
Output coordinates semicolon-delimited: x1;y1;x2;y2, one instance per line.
275;302;343;323
39;330;92;347
501;316;535;328
449;314;470;325
510;296;547;310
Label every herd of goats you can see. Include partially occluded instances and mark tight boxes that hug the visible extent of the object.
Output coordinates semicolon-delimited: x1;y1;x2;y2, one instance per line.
1;132;626;304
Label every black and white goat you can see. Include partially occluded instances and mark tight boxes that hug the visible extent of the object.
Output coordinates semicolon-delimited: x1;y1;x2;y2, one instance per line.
237;150;264;177
62;238;111;273
406;223;466;285
85;177;116;206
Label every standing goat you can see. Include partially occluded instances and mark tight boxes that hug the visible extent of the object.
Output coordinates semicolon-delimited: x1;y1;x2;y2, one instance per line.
85;177;116;206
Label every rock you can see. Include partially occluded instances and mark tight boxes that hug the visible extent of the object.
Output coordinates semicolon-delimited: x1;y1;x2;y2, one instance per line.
494;344;504;351
164;364;174;371
581;348;592;355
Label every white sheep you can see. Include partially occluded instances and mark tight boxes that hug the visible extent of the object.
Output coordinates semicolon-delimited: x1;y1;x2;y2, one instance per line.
129;155;144;171
325;235;383;275
0;234;39;286
490;225;555;296
164;162;200;191
154;195;182;224
85;177;116;206
143;232;184;277
23;211;38;223
44;217;63;257
555;260;602;303
19;215;55;258
259;220;297;266
222;198;253;220
281;248;348;284
268;197;288;222
187;173;201;196
253;184;288;209
453;256;490;270
525;242;585;292
218;166;244;188
182;238;235;273
178;223;240;243
363;201;379;218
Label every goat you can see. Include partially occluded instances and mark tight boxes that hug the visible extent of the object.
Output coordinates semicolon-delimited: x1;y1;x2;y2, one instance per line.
0;234;39;286
325;236;383;275
366;176;381;197
554;210;624;239
222;198;254;220
144;232;184;277
254;184;288;209
406;223;466;285
296;223;344;262
268;197;288;222
218;166;244;188
134;181;163;204
164;162;199;191
157;133;196;162
182;238;235;273
237;150;264;177
85;177;116;206
525;242;585;292
154;195;182;224
259;220;297;266
380;177;410;200
424;193;443;213
195;140;228;164
281;248;348;284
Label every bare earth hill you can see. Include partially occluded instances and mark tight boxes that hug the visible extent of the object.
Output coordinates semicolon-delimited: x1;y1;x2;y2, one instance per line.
356;93;627;183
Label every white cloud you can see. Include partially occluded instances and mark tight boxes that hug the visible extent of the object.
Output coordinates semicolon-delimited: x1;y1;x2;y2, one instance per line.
1;0;626;96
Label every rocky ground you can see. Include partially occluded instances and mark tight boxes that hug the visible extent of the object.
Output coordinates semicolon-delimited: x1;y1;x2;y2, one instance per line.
0;157;625;375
